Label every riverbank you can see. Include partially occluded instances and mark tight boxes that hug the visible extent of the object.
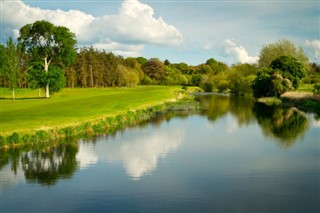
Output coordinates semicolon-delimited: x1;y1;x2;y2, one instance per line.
0;86;194;149
258;91;320;117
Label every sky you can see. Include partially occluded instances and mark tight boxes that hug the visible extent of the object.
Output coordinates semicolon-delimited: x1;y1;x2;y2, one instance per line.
1;0;319;65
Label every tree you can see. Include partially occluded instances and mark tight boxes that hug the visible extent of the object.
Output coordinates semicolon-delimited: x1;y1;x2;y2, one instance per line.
142;58;165;83
252;67;293;98
3;37;20;101
18;20;77;98
258;39;309;69
228;63;258;95
206;58;228;74
270;56;305;89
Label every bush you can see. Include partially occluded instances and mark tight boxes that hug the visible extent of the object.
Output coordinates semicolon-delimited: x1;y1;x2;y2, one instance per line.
217;80;229;93
6;132;20;144
202;81;214;92
314;83;320;94
0;136;5;146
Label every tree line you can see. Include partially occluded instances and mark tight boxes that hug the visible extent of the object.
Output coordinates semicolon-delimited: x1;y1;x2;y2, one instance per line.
0;20;319;100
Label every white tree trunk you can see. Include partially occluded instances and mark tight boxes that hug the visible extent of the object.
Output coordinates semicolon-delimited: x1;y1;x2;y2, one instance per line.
44;56;50;98
12;89;15;101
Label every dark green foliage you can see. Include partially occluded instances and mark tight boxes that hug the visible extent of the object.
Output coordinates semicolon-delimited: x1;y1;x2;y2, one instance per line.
252;56;303;98
313;83;320;94
270;56;305;89
142;58;166;82
0;136;5;146
7;132;20;144
202;81;214;92
252;69;274;98
47;66;66;93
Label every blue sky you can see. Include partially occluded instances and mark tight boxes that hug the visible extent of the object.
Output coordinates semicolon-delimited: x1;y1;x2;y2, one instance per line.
1;0;319;65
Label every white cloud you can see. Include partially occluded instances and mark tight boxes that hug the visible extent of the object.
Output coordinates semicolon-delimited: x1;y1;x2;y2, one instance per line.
1;0;183;57
203;43;214;51
93;40;144;57
221;39;258;64
304;39;320;63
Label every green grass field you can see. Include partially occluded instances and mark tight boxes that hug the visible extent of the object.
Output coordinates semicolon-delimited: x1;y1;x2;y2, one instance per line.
297;84;314;92
0;86;181;136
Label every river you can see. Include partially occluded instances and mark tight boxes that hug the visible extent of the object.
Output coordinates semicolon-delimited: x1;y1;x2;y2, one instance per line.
1;94;319;212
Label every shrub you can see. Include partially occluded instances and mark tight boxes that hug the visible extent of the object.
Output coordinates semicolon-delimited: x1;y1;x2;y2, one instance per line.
0;136;5;146
202;81;214;92
6;132;20;144
217;80;229;93
313;83;320;94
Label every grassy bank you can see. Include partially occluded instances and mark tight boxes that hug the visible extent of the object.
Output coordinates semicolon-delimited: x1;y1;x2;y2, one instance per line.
257;91;320;117
0;86;182;136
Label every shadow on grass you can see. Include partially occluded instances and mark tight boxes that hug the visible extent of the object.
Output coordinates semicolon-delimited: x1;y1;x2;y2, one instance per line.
0;97;46;100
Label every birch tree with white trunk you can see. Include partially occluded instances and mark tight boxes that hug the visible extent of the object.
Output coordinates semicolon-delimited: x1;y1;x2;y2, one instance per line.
18;20;77;98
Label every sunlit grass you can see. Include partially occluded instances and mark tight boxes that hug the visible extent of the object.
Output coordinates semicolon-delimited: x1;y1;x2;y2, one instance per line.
297;84;314;92
0;86;181;135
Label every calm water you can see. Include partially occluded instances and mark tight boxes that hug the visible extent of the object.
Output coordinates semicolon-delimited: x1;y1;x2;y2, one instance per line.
1;94;319;212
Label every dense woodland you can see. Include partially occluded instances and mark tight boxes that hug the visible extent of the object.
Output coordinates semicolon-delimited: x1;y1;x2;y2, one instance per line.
0;21;320;98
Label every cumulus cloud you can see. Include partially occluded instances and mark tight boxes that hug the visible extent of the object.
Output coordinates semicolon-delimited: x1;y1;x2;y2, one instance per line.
304;39;320;63
1;0;183;57
221;39;258;64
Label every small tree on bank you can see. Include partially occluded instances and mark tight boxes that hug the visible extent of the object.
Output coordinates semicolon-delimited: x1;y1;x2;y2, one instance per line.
18;20;77;98
3;37;20;101
252;56;304;98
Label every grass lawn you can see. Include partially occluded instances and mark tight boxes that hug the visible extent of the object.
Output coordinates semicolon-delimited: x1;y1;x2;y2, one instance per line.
297;83;314;92
0;86;181;136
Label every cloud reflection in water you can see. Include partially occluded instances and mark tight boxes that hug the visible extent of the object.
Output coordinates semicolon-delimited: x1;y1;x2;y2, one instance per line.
77;127;185;180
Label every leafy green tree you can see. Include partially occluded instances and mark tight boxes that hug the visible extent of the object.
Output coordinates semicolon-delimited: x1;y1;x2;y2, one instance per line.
206;58;228;74
18;20;77;98
27;63;66;96
270;56;305;89
258;39;309;69
2;37;21;101
228;63;258;95
252;67;293;98
252;68;274;98
142;58;165;83
0;44;6;86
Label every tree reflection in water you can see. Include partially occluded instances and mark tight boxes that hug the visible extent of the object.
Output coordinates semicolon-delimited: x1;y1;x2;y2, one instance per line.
20;143;79;185
196;94;310;148
253;103;309;148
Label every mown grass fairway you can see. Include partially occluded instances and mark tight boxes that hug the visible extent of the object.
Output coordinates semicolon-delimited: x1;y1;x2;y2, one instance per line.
0;86;180;135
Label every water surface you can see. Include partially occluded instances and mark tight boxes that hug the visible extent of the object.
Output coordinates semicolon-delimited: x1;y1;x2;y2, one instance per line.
1;94;319;212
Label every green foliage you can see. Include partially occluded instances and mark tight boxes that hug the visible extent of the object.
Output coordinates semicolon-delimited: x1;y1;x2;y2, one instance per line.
18;20;77;97
313;83;320;94
206;58;228;74
217;80;229;93
258;39;309;69
142;58;166;82
270;56;304;89
252;56;304;98
228;63;258;95
2;37;21;100
27;64;66;93
252;68;274;98
47;66;66;93
202;81;214;92
7;132;20;144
